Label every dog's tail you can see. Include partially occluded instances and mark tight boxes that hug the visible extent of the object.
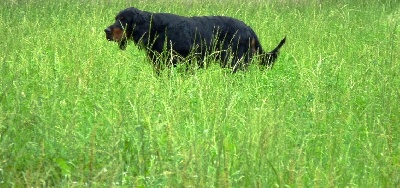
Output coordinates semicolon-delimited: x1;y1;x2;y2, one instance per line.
262;36;286;68
269;36;286;54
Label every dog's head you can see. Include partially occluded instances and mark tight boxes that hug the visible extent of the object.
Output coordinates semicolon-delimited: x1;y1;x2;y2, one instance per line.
104;8;142;50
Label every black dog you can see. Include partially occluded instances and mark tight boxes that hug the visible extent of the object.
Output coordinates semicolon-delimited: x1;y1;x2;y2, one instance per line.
105;7;286;73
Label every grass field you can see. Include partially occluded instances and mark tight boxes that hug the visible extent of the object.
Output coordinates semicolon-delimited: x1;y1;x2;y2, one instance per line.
1;0;399;187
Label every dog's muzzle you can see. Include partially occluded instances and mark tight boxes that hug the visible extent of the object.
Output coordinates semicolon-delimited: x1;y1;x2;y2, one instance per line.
104;26;127;50
104;28;113;41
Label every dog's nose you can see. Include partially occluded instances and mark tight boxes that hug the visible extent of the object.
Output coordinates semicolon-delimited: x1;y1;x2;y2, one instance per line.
104;28;112;33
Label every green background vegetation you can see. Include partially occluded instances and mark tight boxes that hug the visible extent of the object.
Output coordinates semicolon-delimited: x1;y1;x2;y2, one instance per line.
1;0;399;187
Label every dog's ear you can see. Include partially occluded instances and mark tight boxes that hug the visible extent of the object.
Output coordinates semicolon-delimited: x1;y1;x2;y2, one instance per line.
123;16;133;29
134;14;148;25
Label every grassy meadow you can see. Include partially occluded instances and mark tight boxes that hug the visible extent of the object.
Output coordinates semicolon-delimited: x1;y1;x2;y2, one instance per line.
1;0;399;187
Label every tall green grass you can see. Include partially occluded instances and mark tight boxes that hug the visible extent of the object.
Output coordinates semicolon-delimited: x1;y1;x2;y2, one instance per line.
1;0;399;187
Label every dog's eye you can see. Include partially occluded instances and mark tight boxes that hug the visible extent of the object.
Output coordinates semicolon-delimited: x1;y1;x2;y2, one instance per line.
120;16;125;21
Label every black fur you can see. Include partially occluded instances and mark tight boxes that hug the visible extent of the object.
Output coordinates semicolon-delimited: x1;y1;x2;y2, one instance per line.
105;7;285;73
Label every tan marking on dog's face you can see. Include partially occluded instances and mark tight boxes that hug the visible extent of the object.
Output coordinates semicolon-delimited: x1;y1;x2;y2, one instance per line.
112;28;124;42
